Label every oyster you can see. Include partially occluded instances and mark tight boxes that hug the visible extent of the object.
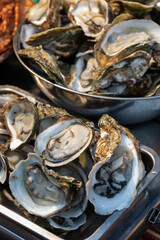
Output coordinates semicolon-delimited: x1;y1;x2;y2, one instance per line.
26;0;61;30
86;115;145;215
48;213;86;231
68;0;109;38
26;26;84;58
1;97;39;150
47;162;87;230
5;144;33;171
52;162;88;218
115;0;159;14
35;116;93;167
94;50;151;90
95;19;160;68
93;75;151;97
18;45;65;84
68;53;99;92
20;24;39;49
37;103;69;134
9;153;81;217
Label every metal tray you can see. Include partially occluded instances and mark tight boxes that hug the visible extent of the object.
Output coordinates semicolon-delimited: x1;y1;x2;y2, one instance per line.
0;86;160;240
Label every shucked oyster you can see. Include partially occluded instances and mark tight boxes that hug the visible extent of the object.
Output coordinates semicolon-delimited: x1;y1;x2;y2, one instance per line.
94;50;151;90
86;115;145;215
68;52;99;92
68;0;109;38
1;98;38;150
35;115;93;167
95;19;160;68
9;153;81;217
26;0;61;30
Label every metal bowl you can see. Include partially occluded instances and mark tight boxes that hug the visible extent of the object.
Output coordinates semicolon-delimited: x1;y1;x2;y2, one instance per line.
13;21;160;125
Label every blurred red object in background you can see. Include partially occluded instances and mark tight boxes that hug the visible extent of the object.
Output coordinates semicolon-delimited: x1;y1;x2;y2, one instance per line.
0;0;34;63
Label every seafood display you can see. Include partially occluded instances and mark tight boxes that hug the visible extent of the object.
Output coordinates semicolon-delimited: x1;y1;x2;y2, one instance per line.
17;0;160;97
0;94;146;232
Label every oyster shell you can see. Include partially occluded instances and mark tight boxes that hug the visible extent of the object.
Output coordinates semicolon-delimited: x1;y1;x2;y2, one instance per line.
9;153;80;217
47;162;87;230
94;50;151;90
45;163;87;230
35;116;93;167
37;103;69;134
0;134;10;153
26;26;84;58
18;46;65;84
86;114;145;215
0;93;20;108
0;121;9;135
1;97;39;150
68;53;99;92
95;19;160;68
116;0;159;14
5;144;34;171
26;0;61;30
20;24;39;49
93;75;151;97
68;0;109;38
48;213;86;231
52;162;88;218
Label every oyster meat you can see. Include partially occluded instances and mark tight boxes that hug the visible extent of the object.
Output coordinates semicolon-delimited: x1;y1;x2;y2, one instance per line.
86;115;145;215
95;19;160;68
9;153;80;217
1;97;39;150
35;116;93;167
68;0;109;38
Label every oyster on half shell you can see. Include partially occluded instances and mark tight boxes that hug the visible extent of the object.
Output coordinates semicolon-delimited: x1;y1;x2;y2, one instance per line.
95;19;160;68
86;115;145;215
35;115;93;167
26;0;61;30
68;0;109;38
1;98;39;150
9;153;82;218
